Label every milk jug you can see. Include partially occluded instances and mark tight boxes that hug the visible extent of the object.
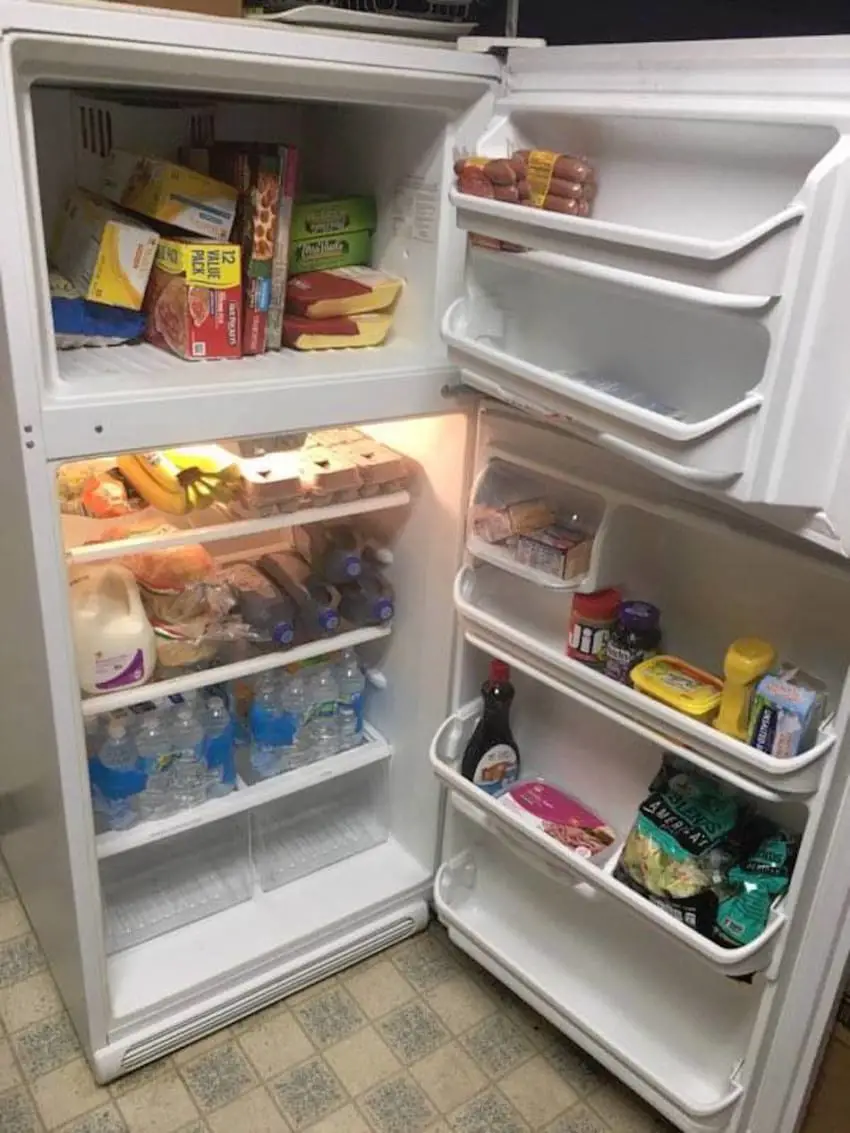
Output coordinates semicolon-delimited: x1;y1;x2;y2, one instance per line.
70;564;156;695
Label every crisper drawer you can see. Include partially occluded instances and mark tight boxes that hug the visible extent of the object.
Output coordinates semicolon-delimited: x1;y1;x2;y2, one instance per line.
436;805;753;1131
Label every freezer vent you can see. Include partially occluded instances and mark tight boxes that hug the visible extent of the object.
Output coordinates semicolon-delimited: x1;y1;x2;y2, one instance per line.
119;916;420;1073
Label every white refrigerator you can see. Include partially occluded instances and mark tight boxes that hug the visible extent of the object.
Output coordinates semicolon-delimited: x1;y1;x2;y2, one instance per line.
0;6;848;1131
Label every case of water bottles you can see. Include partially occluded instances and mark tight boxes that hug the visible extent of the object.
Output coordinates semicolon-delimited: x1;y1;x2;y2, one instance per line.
100;817;252;954
252;762;390;893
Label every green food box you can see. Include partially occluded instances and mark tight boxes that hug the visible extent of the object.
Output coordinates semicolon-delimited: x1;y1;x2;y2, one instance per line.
289;229;373;275
291;195;377;242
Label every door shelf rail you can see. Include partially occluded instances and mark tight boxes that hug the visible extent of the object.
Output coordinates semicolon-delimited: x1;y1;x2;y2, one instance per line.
95;724;392;860
430;699;787;978
454;567;834;796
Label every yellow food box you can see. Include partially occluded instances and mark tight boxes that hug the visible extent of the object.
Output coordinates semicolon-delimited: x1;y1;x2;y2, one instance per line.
50;190;159;311
101;150;239;242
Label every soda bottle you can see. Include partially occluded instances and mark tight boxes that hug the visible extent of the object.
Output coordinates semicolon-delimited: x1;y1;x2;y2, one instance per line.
461;660;521;796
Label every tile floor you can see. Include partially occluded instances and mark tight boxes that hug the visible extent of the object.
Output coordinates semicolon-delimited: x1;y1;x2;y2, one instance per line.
0;856;675;1133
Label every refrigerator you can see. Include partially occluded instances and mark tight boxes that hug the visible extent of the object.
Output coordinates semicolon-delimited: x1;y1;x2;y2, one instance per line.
0;7;849;1132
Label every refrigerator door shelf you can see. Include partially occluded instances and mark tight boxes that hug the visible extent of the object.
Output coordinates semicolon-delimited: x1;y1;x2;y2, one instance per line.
430;702;787;978
455;566;836;796
64;488;412;567
96;723;393;861
80;624;392;718
466;451;610;592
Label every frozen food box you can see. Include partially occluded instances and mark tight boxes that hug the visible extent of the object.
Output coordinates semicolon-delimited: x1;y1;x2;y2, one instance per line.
101;150;239;241
289;228;373;276
51;190;159;311
267;145;299;351
144;237;242;360
749;666;828;758
291;195;377;243
286;267;403;319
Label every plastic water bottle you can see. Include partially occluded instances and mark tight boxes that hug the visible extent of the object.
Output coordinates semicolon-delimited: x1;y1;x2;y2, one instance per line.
200;696;235;798
339;570;394;627
335;649;366;749
259;553;341;639
92;720;142;830
169;705;207;810
250;673;285;779
307;663;340;762
136;715;176;821
278;670;310;771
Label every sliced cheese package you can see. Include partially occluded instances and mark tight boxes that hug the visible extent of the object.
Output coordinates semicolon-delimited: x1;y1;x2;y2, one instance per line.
286;266;403;320
282;313;393;351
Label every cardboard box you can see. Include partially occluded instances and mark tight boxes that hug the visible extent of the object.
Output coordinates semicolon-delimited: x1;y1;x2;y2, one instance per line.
145;237;242;360
291;195;377;243
101;150;239;241
266;145;299;351
289;229;373;276
51;190;159;311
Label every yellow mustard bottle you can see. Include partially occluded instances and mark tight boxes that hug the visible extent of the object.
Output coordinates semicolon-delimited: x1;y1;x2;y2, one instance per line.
715;638;777;741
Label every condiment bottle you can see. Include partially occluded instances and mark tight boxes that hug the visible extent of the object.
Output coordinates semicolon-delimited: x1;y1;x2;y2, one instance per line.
715;638;777;741
605;601;662;685
567;589;621;669
461;660;521;796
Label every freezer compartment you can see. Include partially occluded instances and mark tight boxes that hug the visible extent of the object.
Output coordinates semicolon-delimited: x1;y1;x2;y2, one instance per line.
454;112;839;294
467;452;607;590
252;761;390;892
445;247;768;485
430;664;800;977
436;807;754;1127
100;817;252;954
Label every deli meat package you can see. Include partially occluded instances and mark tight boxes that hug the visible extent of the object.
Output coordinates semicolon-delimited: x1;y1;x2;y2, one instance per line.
286;267;403;320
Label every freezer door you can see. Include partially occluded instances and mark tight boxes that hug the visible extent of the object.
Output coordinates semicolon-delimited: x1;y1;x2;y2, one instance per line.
443;37;850;550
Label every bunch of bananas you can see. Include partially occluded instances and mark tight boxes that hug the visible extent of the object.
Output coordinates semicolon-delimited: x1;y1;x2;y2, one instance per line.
117;446;243;516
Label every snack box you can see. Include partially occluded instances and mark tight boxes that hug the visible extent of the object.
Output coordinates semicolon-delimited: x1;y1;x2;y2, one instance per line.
289;229;373;276
291;195;377;243
631;655;724;722
101;150;238;241
515;524;593;582
211;145;283;355
286;266;403;319
51;190;159;311
749;666;828;758
144;237;242;361
267;145;299;351
282;312;392;351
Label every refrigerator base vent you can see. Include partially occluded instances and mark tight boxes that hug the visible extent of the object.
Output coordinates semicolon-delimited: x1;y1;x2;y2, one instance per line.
117;914;423;1074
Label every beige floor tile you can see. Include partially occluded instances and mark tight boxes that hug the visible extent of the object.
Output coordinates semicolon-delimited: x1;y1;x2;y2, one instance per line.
13;1014;82;1081
0;1036;22;1091
499;1055;578;1127
303;1103;370;1133
31;1058;108;1130
0;1084;44;1133
172;1031;232;1067
409;1041;486;1114
459;1014;535;1080
343;962;416;1021
116;1070;199;1133
547;1103;613;1133
359;1071;437;1133
271;1055;347;1129
237;1012;313;1081
588;1085;673;1133
388;936;460;994
57;1101;128;1132
293;987;366;1051
109;1059;175;1101
324;1026;399;1097
447;1086;529;1133
423;977;497;1037
0;903;31;945
206;1087;290;1133
285;976;340;1010
0;974;64;1035
178;1042;256;1114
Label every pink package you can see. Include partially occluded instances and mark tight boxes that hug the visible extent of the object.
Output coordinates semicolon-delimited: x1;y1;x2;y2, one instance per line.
498;779;616;860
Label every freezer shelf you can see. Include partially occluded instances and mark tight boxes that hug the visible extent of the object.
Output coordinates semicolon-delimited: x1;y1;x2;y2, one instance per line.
435;810;753;1126
96;724;392;860
430;699;788;978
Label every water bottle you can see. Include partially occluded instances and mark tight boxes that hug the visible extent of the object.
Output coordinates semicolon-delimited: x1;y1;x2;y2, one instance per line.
91;720;143;830
278;670;310;771
307;663;340;762
296;525;363;586
200;696;236;798
169;705;207;810
258;552;341;639
335;649;366;749
339;570;395;627
250;672;285;779
136;714;176;821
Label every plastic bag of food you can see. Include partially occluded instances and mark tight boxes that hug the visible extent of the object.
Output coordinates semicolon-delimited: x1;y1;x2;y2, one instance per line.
614;758;746;937
100;523;218;620
714;824;797;948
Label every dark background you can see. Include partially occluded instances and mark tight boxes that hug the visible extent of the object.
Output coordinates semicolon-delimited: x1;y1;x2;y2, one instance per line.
478;0;850;41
